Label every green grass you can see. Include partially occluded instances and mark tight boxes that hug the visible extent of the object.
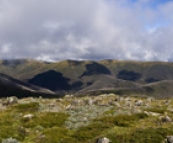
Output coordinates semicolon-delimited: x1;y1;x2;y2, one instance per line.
14;102;39;113
22;112;69;128
0;97;173;143
145;107;167;114
35;127;77;143
94;113;148;127
72;122;111;142
0;104;69;143
0;111;25;142
107;127;173;143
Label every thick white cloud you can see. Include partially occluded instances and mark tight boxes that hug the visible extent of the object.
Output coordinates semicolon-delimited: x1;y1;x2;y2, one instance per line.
0;0;173;61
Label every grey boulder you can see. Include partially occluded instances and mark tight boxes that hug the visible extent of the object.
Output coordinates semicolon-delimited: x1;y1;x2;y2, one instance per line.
96;137;111;143
167;136;173;143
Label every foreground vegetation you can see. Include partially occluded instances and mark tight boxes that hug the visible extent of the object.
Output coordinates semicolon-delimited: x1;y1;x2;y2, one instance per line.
0;94;173;143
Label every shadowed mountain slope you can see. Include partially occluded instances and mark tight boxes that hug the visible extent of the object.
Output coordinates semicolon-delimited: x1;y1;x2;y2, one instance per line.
80;62;111;77
1;59;173;97
28;70;71;91
0;73;55;98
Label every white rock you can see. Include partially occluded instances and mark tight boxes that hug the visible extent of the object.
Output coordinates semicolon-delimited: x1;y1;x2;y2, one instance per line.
135;100;143;106
97;137;111;143
23;114;34;119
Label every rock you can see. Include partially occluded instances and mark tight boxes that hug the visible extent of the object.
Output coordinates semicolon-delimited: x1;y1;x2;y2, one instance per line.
96;137;111;143
2;96;18;106
133;109;141;114
167;136;173;143
99;94;108;99
164;100;171;105
76;116;88;122
65;105;72;110
167;106;173;113
135;100;143;106
23;114;34;119
2;137;19;143
7;96;18;104
97;100;109;106
107;94;119;101
161;138;167;143
108;93;116;96
85;99;93;105
144;111;160;117
160;116;172;123
147;97;155;102
71;100;80;106
124;101;132;107
124;97;130;101
158;115;172;125
64;94;74;98
119;97;124;102
109;101;121;107
144;103;150;107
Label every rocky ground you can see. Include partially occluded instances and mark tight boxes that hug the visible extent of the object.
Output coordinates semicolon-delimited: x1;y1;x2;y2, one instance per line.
0;94;173;143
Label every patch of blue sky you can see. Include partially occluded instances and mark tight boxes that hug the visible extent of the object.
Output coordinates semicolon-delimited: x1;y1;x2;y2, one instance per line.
124;0;172;32
145;21;171;33
129;0;173;8
105;0;173;9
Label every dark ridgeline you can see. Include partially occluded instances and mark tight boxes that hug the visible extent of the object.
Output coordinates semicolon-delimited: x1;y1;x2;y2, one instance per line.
1;59;173;97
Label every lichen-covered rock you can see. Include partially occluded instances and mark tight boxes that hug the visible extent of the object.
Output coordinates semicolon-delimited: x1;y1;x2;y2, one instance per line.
159;116;172;123
96;137;111;143
84;99;93;105
135;100;143;106
144;111;160;116
133;109;142;114
64;94;74;98
147;97;155;102
167;136;173;143
97;100;109;106
109;101;121;107
23;113;34;119
124;101;132;107
2;96;18;106
164;100;171;105
2;137;19;143
167;106;173;113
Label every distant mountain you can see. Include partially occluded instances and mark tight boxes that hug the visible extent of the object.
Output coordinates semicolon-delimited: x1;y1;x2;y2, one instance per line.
1;59;173;97
0;73;55;98
28;70;71;91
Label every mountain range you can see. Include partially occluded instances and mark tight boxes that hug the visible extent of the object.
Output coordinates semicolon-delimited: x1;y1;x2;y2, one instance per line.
1;59;173;98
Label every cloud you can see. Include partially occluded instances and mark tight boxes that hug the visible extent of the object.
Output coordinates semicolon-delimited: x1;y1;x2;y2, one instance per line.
0;0;173;61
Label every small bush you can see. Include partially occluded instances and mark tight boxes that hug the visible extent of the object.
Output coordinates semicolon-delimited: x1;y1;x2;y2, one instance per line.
0;126;25;142
22;112;69;128
95;113;148;127
15;102;39;113
35;127;77;143
72;122;111;141
107;127;173;143
2;137;19;143
145;107;166;114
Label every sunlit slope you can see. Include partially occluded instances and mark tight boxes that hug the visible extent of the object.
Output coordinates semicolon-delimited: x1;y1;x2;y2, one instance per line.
1;59;173;97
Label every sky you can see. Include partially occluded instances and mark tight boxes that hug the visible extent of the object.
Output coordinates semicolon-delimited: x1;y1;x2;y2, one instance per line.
0;0;173;62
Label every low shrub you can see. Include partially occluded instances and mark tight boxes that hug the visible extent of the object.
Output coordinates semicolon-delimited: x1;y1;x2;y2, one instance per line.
0;126;25;142
145;107;167;114
15;102;39;113
22;112;69;128
72;122;111;142
95;113;148;127
107;127;173;143
35;127;77;143
2;137;19;143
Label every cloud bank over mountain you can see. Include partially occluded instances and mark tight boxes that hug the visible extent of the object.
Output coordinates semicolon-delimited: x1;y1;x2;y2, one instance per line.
0;0;173;61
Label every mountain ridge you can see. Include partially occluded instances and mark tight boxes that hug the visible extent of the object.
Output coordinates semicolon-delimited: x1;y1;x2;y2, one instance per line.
1;59;173;98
